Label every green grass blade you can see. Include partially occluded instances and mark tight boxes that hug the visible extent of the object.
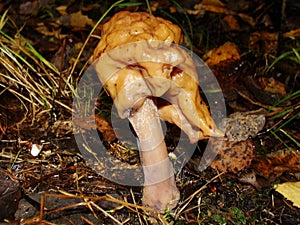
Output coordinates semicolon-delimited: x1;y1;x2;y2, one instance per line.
0;9;8;31
269;89;300;111
265;47;300;74
274;111;300;132
265;51;293;74
170;0;193;40
0;30;59;74
23;38;59;74
118;2;143;7
69;0;127;80
0;42;37;72
270;130;292;150
279;129;300;148
145;0;152;14
292;48;300;63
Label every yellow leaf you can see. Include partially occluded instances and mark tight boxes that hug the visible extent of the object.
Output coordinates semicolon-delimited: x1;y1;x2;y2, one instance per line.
70;11;94;28
205;42;240;66
274;182;300;208
56;5;68;15
202;0;226;7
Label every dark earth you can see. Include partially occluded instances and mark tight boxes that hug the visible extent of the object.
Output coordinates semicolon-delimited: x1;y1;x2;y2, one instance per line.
0;0;300;224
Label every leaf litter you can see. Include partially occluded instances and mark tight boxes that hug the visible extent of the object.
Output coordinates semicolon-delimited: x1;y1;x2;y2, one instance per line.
0;0;299;224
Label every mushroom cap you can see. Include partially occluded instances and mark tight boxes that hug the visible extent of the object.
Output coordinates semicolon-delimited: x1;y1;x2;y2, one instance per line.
92;11;183;61
93;11;224;141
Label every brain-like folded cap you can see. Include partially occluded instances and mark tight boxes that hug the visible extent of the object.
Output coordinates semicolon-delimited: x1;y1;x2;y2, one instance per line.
93;11;224;142
92;11;183;60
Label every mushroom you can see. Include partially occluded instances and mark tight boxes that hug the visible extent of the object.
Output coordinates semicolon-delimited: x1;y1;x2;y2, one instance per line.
92;11;223;211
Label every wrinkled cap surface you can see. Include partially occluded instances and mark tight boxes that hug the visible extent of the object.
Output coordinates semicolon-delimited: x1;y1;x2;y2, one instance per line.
92;11;183;61
93;11;224;142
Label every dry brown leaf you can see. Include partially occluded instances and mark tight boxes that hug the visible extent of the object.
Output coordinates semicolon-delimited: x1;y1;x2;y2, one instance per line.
187;2;255;27
202;0;226;7
223;15;240;31
169;5;177;13
275;182;300;208
258;77;286;96
205;42;240;66
210;138;255;173
284;28;300;39
94;115;117;142
73;115;116;142
70;11;94;28
35;22;67;39
150;2;159;12
249;28;300;53
56;5;68;15
252;150;300;178
237;13;255;27
203;4;230;14
0;123;6;140
187;2;228;16
249;31;278;53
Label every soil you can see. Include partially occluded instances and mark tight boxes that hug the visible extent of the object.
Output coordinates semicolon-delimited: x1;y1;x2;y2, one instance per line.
0;0;300;224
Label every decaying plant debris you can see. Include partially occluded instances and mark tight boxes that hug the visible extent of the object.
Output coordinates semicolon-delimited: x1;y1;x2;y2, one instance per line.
0;0;300;224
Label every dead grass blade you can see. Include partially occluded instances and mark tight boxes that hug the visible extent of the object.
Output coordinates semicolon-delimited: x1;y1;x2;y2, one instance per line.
0;11;73;117
174;171;226;218
33;190;160;225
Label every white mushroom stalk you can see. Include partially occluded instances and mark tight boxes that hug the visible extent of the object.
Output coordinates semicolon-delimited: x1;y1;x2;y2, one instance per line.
92;11;224;211
128;98;179;210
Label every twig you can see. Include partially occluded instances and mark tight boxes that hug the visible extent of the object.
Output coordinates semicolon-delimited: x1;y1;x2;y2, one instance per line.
90;201;123;225
130;188;143;224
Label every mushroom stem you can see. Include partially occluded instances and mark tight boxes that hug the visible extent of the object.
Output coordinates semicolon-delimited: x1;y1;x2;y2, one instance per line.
128;98;179;211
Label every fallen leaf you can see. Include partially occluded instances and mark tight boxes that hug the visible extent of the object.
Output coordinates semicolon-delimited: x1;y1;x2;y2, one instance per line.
223;15;240;31
0;168;21;220
252;150;300;178
35;22;67;39
258;77;286;96
275;182;300;208
150;2;159;12
221;109;266;142
187;1;228;16
19;1;39;15
239;171;273;191
284;28;300;39
56;5;68;15
237;13;255;27
70;11;94;28
169;5;177;13
202;0;226;7
208;138;255;173
73;115;116;142
205;42;240;66
0;123;6;140
245;76;287;105
187;1;255;27
249;31;278;54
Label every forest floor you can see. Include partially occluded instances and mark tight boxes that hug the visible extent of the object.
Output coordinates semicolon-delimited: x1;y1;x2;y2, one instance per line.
0;0;300;224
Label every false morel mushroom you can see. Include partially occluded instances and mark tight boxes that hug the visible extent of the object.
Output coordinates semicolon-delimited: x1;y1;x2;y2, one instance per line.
92;11;223;211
